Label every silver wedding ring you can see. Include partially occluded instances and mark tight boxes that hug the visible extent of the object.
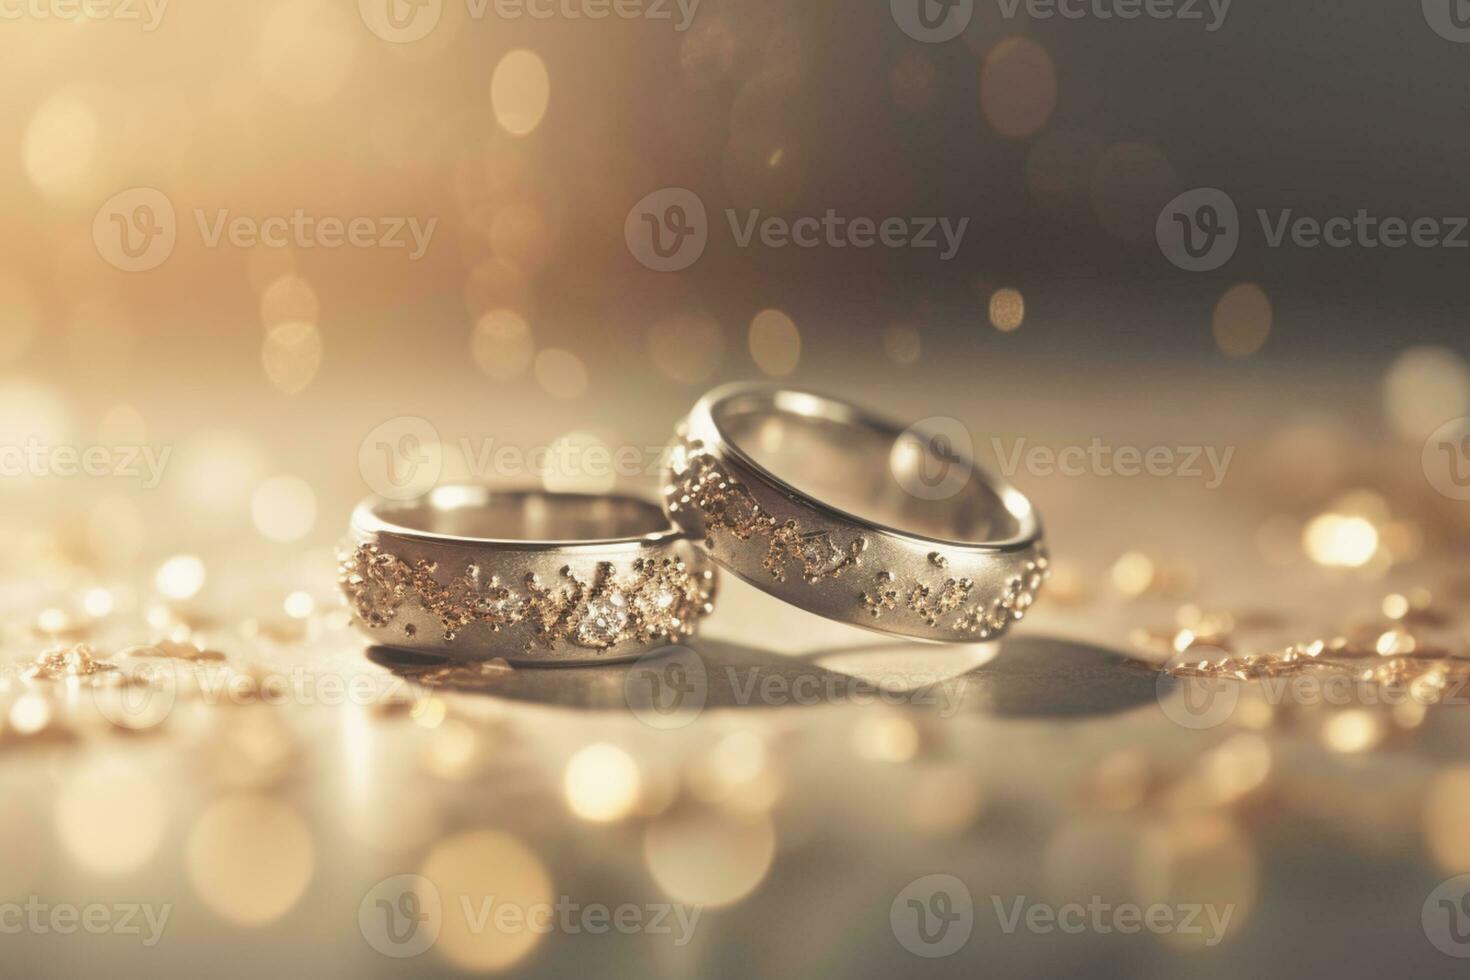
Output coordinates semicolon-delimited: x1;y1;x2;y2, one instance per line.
661;385;1048;643
339;487;717;664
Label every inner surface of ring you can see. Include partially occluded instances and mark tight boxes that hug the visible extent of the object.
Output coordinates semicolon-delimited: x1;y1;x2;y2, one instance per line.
376;490;671;543
714;396;1027;544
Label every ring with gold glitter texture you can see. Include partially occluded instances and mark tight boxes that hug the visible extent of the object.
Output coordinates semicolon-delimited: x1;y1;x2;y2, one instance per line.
340;487;717;664
662;385;1047;643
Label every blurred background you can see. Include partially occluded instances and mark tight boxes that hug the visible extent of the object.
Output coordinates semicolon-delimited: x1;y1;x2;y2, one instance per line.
4;1;1470;977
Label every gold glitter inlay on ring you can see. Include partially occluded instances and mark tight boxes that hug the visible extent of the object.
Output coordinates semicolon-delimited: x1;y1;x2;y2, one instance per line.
668;435;1047;638
665;437;868;584
338;544;715;652
860;553;1050;640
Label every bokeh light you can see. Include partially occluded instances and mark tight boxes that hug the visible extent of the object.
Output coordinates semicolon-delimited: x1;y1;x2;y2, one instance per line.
564;743;641;822
492;50;552;136
187;795;314;926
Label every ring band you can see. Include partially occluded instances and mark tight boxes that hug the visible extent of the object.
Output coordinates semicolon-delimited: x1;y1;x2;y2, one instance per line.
339;487;717;664
661;385;1048;643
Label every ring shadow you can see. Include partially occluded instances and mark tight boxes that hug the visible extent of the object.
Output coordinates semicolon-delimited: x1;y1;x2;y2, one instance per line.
906;635;1161;718
366;633;1159;719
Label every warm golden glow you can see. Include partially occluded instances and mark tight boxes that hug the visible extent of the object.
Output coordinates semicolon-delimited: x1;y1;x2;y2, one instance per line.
1426;768;1470;872
262;322;324;395
1111;552;1156;597
155;555;206;599
0;801;43;901
852;714;920;762
250;476;317;543
748;309;801;377
258;1;357;104
1133;815;1256;949
472;309;535;382
1212;283;1272;358
1383;346;1470;441
1302;514;1378;568
0;274;41;367
980;38;1057;140
492;50;552;136
989;288;1025;332
23;90;98;201
648;314;725;385
421;830;553;972
57;763;166;877
1322;710;1384;754
186;796;314;926
644;807;775;908
563;743;641;823
259;276;320;330
534;348;589;400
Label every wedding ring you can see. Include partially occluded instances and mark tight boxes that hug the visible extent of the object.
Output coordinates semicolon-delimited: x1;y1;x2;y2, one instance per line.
662;385;1048;643
339;487;717;664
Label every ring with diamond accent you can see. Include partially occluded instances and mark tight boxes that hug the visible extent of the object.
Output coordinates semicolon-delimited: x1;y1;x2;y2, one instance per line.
339;487;718;664
662;385;1048;643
